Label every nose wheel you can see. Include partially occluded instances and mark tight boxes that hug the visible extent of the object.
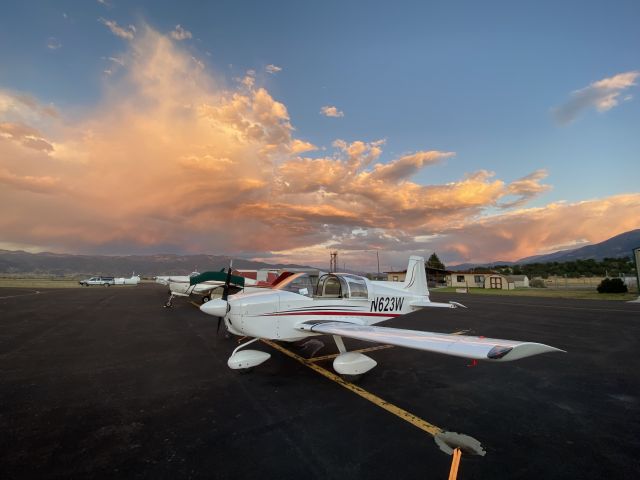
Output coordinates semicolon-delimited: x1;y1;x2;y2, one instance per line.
164;293;175;308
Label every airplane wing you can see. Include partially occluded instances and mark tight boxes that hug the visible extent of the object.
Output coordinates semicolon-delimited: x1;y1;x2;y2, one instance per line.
296;322;564;362
189;271;246;287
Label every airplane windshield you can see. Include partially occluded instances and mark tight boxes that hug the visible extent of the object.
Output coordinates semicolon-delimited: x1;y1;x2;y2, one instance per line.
315;274;347;298
342;274;369;298
273;273;315;297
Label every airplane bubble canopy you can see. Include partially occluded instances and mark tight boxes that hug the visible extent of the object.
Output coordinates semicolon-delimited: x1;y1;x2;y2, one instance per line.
316;273;368;299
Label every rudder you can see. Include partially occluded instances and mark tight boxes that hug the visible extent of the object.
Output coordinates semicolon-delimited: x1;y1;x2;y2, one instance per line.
403;256;429;295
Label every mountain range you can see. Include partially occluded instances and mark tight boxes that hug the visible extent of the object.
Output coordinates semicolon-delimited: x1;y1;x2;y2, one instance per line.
0;251;316;277
451;229;640;270
1;229;638;276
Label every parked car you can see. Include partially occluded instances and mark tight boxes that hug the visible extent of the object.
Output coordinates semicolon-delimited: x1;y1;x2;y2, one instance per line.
78;276;115;286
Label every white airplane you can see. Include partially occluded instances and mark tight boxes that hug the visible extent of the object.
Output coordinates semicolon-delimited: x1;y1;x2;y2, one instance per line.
166;266;324;308
163;269;249;307
155;271;200;286
114;272;141;285
200;256;564;377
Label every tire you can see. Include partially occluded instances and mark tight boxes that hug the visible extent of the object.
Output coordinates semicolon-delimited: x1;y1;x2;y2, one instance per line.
201;295;210;304
104;283;110;287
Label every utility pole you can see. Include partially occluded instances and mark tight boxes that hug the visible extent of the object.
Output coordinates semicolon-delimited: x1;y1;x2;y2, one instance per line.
376;250;380;277
633;247;640;302
330;251;338;273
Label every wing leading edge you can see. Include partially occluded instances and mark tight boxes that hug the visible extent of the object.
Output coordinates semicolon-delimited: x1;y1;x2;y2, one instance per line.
296;322;564;362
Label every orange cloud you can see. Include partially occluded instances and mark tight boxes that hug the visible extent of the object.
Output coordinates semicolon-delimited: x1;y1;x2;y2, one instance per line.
0;24;637;267
99;18;136;40
0;169;59;194
0;122;54;152
320;105;344;118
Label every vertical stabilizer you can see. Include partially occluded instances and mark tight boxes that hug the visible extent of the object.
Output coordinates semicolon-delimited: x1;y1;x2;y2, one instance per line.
403;256;429;295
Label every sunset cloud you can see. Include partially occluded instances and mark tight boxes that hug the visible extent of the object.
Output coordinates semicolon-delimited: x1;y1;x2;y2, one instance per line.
370;151;454;182
320;105;344;118
170;24;192;41
553;71;639;125
265;64;282;74
0;169;59;194
99;18;136;40
0;90;58;120
0;122;54;152
255;194;640;270
290;139;317;154
0;25;637;267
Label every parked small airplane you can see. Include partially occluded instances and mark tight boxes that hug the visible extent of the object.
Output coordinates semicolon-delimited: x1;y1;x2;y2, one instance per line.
114;273;141;285
155;271;200;287
164;268;250;307
200;256;563;376
165;265;323;308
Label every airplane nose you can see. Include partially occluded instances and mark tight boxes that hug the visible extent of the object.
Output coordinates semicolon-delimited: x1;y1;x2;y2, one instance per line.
200;299;228;317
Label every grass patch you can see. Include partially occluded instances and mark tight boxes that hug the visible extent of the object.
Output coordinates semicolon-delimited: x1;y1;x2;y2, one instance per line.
434;286;637;301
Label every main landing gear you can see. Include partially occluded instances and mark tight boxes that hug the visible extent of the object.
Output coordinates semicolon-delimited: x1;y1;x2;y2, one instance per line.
331;335;377;382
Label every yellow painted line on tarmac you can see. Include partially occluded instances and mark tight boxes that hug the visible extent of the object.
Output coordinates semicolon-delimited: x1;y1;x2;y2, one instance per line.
308;344;394;362
261;339;444;437
0;290;42;300
189;301;201;308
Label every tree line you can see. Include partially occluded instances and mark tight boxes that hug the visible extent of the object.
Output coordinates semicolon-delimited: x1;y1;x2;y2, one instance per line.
490;257;635;278
426;252;636;278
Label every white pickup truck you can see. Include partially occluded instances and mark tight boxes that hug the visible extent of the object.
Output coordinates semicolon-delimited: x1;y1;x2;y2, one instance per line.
78;276;115;286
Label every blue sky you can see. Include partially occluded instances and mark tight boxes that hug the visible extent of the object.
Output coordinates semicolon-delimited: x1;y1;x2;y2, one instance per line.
0;0;638;268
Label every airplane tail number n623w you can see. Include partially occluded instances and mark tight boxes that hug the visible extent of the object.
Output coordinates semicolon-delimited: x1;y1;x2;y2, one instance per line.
370;296;404;312
200;255;564;376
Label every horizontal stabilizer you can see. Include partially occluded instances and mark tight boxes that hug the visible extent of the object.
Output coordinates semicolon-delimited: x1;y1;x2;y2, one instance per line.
296;322;564;362
410;300;467;309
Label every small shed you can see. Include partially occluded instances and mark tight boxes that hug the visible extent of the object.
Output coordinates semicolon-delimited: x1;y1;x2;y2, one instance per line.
506;275;530;288
484;274;513;290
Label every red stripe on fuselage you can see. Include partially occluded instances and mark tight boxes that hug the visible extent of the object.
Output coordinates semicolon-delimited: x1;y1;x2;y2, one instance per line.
264;311;401;318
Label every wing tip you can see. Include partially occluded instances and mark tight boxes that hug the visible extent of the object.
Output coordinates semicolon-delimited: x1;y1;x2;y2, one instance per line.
497;342;566;361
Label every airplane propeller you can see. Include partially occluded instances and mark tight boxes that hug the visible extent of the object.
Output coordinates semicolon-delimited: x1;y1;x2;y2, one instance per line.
217;260;233;334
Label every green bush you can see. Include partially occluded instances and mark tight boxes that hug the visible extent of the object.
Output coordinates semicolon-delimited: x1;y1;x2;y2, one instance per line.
596;278;628;293
530;278;546;288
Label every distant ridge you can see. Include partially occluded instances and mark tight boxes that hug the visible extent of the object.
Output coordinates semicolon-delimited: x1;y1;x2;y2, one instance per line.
0;251;319;276
516;229;640;264
450;229;640;270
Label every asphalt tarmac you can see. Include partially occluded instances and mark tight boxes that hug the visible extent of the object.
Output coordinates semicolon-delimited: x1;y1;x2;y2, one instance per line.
1;285;639;479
